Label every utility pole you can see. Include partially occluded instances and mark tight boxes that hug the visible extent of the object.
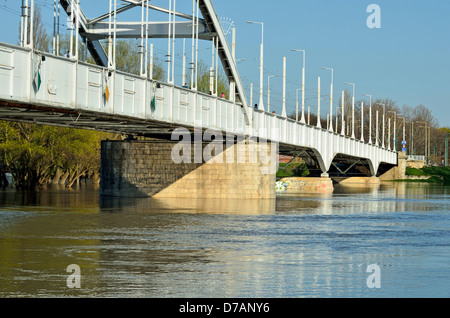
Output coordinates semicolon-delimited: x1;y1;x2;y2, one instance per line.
282;56;286;117
341;90;345;136
361;102;364;142
322;67;334;132
317;76;321;128
445;134;448;166
344;82;355;138
398;116;406;153
428;127;431;165
292;49;306;123
417;122;427;165
363;94;372;144
247;21;264;111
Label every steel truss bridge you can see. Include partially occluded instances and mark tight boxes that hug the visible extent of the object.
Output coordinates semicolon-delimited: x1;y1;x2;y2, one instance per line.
0;0;397;177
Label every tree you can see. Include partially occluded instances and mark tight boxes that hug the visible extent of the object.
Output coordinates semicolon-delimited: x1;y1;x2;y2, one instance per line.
398;104;439;156
57;128;108;187
0;121;117;189
189;60;229;97
0;122;58;189
19;5;49;52
113;39;165;81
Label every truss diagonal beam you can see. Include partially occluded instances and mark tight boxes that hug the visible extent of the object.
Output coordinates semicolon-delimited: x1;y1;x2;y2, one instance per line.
198;0;250;122
57;0;250;124
59;0;108;66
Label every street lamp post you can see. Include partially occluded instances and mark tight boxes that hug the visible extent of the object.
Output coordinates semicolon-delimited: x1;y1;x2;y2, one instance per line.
398;116;406;153
360;102;364;142
375;110;379;147
296;88;301;120
336;106;340;132
341;90;345;136
428;126;431;164
388;111;397;151
267;75;279;113
250;82;253;107
292;49;306;123
388;117;391;150
308;106;310;125
376;103;386;148
322;67;333;132
445;134;448;166
363;94;372;144
247;21;264;111
282;56;287;117
417;121;427;164
344;82;355;138
317;76;321;128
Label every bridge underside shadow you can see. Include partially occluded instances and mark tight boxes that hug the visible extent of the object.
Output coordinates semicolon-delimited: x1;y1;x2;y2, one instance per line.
328;155;375;178
277;146;397;185
278;147;375;177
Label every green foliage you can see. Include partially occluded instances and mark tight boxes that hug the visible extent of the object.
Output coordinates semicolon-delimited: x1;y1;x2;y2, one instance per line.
56;36;165;80
422;166;450;184
405;167;428;176
276;162;309;178
438;127;450;134
113;39;165;80
0;121;114;190
405;166;450;184
190;60;229;98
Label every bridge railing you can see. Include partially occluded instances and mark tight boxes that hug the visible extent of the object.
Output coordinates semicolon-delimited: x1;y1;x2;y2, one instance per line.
0;42;249;135
0;42;397;171
407;155;425;161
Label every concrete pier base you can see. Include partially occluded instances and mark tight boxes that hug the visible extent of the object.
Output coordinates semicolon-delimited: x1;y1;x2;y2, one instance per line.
336;176;380;185
379;151;407;181
278;177;334;194
100;139;276;199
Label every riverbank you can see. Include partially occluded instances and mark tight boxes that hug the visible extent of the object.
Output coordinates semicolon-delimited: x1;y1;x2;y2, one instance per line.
394;166;450;184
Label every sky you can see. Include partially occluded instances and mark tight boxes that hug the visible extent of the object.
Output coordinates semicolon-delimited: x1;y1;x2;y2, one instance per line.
0;0;449;127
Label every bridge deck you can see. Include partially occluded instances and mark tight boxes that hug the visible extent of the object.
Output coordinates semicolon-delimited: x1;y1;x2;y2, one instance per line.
0;42;397;175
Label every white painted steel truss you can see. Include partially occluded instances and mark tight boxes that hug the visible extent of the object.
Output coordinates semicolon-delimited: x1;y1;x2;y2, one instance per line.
47;0;251;123
0;42;397;176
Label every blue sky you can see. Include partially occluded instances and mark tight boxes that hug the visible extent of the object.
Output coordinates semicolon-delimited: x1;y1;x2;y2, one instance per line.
0;0;449;127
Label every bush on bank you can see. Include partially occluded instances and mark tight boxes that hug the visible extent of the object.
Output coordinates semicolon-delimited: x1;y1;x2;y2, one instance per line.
405;166;450;184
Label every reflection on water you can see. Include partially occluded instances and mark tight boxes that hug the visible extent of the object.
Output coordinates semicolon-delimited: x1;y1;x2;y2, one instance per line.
0;182;449;297
101;196;276;215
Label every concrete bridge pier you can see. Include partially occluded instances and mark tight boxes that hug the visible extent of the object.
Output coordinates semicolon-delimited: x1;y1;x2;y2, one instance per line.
100;138;278;199
379;151;407;181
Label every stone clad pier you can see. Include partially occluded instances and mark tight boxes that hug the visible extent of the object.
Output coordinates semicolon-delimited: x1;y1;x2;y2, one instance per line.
100;139;277;199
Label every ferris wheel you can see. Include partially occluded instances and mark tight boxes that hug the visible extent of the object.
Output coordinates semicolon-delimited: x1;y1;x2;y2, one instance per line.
219;17;235;36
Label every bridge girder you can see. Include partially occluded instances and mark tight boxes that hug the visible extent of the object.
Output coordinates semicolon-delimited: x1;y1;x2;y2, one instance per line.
58;0;251;125
83;21;210;41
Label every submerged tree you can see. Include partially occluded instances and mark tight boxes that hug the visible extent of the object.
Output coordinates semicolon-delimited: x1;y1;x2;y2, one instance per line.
0;122;114;190
0;122;52;189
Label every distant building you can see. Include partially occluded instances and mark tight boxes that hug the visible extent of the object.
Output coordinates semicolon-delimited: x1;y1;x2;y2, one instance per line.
278;155;304;164
278;155;291;164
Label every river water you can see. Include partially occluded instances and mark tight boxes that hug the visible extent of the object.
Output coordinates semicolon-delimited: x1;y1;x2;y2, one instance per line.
0;182;448;298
